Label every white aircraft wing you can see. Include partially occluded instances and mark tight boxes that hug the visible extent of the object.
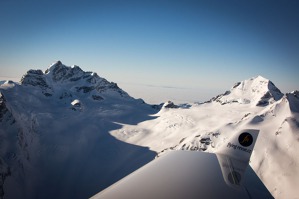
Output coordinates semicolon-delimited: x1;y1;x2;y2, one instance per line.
90;129;273;199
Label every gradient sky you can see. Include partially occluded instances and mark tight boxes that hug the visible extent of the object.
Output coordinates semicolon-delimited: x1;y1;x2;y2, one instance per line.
0;0;298;103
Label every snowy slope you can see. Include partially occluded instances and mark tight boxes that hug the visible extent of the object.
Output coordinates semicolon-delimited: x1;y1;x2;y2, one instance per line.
209;75;283;106
0;61;158;199
1;62;298;199
111;76;299;199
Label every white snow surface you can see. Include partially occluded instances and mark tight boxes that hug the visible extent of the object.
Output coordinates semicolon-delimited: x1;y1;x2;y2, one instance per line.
111;77;299;199
0;62;158;199
0;62;298;199
210;75;283;106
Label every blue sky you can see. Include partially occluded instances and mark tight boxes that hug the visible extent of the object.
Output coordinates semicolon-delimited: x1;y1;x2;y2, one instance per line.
0;0;298;103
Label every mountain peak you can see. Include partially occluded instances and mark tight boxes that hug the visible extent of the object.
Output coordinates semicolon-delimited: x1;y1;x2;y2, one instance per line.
211;75;283;106
254;75;268;80
44;61;78;82
19;61;131;99
45;60;63;74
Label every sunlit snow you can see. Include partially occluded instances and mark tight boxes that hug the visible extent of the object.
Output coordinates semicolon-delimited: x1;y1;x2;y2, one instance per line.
0;62;298;199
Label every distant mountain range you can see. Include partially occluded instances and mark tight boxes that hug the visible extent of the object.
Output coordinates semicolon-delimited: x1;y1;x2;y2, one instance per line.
1;61;298;199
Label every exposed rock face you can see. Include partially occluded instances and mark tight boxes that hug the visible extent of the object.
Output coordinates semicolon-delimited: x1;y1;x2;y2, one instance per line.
20;61;130;100
0;93;7;122
285;91;299;113
0;94;15;199
163;101;178;108
21;69;53;96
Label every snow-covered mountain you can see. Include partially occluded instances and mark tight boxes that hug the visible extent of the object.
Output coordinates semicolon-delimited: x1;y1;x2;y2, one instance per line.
1;62;298;199
208;75;283;106
0;61;158;199
20;61;130;99
111;76;299;199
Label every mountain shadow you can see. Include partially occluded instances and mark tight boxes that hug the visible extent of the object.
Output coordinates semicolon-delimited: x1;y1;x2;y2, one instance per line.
0;96;159;199
0;69;159;199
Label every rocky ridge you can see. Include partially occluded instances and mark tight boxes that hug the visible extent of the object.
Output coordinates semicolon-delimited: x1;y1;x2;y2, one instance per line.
20;61;130;99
